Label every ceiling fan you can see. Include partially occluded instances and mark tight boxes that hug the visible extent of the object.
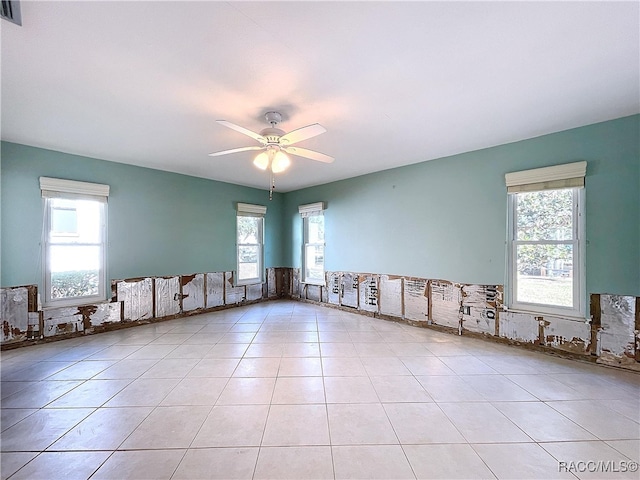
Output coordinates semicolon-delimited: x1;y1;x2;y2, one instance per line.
209;112;335;177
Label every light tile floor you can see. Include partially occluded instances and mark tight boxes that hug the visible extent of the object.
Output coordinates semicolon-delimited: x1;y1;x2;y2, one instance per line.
1;300;639;479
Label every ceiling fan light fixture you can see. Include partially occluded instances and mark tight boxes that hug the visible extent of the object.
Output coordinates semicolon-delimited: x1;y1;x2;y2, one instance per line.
271;151;290;173
210;112;334;198
253;151;269;170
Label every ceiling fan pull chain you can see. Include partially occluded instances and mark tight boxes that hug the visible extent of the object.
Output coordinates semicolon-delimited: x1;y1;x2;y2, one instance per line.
269;171;275;200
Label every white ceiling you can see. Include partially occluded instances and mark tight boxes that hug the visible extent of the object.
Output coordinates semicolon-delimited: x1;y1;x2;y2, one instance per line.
2;1;638;192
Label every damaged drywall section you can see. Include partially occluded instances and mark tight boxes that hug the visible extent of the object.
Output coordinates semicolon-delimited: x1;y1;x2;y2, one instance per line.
543;316;590;354
43;307;84;337
116;277;153;321
430;280;461;330
341;272;358;308
224;272;246;305
594;294;638;370
43;301;123;338
4;268;640;372
499;311;540;344
155;276;181;318
181;274;205;312
404;277;428;323
327;272;341;306
1;285;39;344
379;275;403;318
246;283;263;302
461;284;501;336
78;302;122;332
358;274;379;314
266;268;292;300
206;272;224;308
291;269;301;299
304;284;322;302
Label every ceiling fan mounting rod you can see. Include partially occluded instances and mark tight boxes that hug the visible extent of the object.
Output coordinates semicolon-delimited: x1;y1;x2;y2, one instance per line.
264;111;282;127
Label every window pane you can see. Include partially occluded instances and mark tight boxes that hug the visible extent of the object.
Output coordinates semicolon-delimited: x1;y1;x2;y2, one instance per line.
516;244;573;307
307;215;324;243
238;245;259;280
237;216;260;244
305;244;324;282
52;207;78;234
49;245;101;299
516;190;573;241
50;198;103;244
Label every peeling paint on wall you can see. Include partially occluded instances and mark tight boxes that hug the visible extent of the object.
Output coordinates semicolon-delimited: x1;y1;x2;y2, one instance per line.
181;274;205;312
431;280;461;329
358;275;379;313
224;272;246;305
379;275;403;317
404;277;428;322
205;272;224;308
117;278;153;321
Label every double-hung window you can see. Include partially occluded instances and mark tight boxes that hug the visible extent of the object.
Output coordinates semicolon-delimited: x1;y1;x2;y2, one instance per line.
40;177;109;307
506;162;586;317
299;202;325;285
236;203;266;285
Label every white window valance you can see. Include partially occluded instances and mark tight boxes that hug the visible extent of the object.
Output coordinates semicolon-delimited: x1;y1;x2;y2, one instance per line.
298;202;325;217
40;177;110;201
237;202;267;216
505;161;586;193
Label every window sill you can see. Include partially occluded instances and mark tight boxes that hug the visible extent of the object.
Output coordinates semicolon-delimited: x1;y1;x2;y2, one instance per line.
235;279;264;287
43;296;108;309
302;281;326;287
503;306;588;322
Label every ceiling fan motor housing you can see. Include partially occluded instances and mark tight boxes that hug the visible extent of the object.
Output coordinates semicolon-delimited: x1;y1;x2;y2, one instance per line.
260;127;286;144
264;111;282;125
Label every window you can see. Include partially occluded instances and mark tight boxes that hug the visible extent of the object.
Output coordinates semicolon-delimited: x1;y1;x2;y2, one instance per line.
299;202;325;285
236;203;266;285
40;177;109;307
505;162;586;317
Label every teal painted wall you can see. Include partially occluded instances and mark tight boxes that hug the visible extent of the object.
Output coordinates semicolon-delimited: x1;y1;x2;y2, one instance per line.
1;142;285;288
284;115;640;297
2;115;638;299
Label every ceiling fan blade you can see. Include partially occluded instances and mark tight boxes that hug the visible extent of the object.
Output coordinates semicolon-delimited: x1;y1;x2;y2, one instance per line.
217;120;266;144
209;146;264;157
280;123;326;145
283;146;334;163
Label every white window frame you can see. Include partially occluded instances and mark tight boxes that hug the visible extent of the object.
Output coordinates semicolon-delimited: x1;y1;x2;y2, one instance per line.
299;202;325;286
236;203;266;285
40;177;109;307
505;162;586;318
